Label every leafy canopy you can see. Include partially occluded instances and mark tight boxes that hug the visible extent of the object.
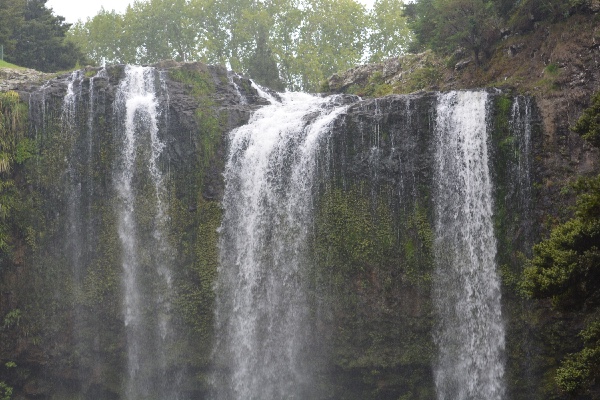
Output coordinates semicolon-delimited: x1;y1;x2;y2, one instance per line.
67;0;411;91
0;0;84;72
406;0;500;65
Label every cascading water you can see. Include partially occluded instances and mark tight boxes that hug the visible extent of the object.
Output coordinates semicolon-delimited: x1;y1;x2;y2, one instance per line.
62;70;85;283
114;65;177;399
432;91;505;399
213;91;352;400
22;63;538;398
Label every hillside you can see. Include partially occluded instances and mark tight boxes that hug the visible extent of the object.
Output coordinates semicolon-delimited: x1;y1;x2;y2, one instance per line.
327;11;600;217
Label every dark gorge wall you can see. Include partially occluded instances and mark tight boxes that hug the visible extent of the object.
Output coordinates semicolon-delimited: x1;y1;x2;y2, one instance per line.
309;92;542;399
0;64;560;400
0;62;264;399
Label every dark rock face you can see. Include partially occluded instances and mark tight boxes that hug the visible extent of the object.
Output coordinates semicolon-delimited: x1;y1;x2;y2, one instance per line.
306;91;543;399
0;61;265;399
0;59;590;400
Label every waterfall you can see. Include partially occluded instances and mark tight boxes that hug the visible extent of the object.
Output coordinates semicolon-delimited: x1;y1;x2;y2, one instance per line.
114;65;176;399
22;65;538;398
432;91;505;399
213;91;351;400
62;70;85;283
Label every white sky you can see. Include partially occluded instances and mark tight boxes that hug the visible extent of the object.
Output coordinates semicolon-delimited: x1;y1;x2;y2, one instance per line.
47;0;377;24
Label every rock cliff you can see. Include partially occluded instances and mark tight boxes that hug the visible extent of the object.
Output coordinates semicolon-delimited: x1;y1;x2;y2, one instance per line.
0;11;598;398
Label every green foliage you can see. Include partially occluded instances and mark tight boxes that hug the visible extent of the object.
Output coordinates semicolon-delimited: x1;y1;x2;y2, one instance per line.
544;63;559;75
508;0;587;32
169;68;214;98
555;320;600;395
68;0;413;91
348;71;394;97
520;90;600;396
0;381;12;400
520;154;600;308
408;0;500;65
0;361;15;400
368;0;412;63
0;0;25;60
14;138;35;164
520;215;600;308
573;91;600;148
405;62;442;92
0;91;28;260
407;0;592;64
0;91;27;173
1;0;84;72
3;309;21;328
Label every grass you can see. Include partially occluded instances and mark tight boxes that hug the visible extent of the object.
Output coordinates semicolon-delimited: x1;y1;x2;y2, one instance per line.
0;59;26;70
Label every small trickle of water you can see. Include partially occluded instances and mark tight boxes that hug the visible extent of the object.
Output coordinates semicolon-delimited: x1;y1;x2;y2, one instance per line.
229;73;248;105
432;91;505;400
214;91;352;400
62;70;83;134
250;79;279;104
511;96;533;232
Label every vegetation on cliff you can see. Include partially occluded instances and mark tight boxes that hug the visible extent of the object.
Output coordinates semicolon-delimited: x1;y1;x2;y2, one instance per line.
521;91;600;398
327;0;599;98
406;0;594;66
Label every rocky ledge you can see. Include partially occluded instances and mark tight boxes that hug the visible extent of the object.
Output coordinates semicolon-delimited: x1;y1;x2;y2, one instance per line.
0;67;54;92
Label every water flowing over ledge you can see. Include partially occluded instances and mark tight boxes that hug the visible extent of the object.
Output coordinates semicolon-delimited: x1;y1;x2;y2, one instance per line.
9;64;535;399
213;91;352;399
433;91;505;400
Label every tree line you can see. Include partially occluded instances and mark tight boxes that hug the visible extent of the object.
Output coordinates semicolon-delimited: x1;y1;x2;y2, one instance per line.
67;0;410;91
0;0;83;72
406;0;593;67
1;0;592;90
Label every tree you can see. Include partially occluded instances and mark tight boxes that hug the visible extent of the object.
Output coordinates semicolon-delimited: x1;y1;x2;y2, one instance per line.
367;0;412;63
125;0;200;63
405;0;436;53
68;9;130;65
243;11;285;91
520;91;600;396
6;0;84;71
293;0;367;91
0;0;25;58
68;0;378;91
407;0;500;66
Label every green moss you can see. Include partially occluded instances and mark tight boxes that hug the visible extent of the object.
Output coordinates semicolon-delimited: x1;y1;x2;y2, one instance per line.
173;197;221;341
316;186;395;273
402;205;434;287
313;184;435;398
405;63;442;93
170;66;225;175
80;208;121;308
347;71;394;98
0;91;28;172
169;67;214;98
